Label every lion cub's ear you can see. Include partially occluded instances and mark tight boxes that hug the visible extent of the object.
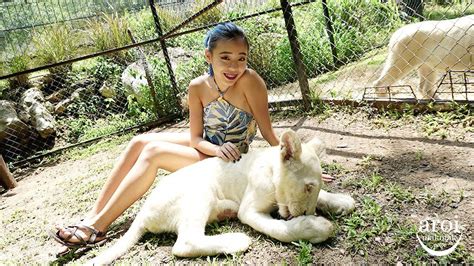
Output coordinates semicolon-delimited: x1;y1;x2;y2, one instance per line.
308;137;325;158
280;130;302;161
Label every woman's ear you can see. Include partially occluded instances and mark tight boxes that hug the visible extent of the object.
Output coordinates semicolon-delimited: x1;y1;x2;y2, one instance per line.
205;48;212;64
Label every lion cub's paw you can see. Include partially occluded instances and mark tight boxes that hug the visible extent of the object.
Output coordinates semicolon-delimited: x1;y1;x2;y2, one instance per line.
224;233;252;254
293;216;335;243
332;194;356;215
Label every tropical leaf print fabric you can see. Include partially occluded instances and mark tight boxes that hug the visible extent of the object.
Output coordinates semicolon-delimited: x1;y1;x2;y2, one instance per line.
203;97;257;154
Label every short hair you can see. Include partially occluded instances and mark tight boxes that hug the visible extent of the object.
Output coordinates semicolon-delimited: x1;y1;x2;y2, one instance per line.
204;22;249;76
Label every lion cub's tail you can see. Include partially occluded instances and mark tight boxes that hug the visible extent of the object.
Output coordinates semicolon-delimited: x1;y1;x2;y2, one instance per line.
90;218;146;265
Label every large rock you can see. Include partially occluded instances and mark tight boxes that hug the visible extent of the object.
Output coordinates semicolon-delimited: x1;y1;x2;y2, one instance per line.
29;101;55;138
121;62;149;106
19;87;44;122
0;100;30;142
20;87;56;138
163;47;196;71
0;100;55;162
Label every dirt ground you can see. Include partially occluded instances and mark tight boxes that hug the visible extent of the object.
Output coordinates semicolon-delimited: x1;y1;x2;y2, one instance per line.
0;107;473;264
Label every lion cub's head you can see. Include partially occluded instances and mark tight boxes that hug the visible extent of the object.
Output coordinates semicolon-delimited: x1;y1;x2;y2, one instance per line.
275;130;324;219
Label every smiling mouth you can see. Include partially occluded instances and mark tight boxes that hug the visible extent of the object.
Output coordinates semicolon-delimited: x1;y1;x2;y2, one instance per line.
223;73;238;80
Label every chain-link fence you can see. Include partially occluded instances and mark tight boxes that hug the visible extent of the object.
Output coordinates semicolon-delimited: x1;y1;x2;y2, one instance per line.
0;0;473;168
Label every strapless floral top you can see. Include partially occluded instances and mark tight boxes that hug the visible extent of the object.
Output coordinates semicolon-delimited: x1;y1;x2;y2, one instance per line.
203;87;257;154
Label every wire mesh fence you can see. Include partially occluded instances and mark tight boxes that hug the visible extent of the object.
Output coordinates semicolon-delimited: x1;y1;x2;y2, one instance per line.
0;0;473;167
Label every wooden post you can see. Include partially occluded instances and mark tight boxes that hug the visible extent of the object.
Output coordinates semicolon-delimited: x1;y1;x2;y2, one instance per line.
0;155;17;190
280;0;311;111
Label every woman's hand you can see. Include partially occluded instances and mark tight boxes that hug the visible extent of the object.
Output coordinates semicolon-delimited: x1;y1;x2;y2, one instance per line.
322;173;335;183
215;142;241;162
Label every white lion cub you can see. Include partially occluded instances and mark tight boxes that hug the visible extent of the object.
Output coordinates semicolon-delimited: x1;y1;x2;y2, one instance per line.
373;15;473;99
89;130;355;264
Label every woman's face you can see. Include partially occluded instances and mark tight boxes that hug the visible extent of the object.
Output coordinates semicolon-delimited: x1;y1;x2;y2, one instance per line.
205;37;248;89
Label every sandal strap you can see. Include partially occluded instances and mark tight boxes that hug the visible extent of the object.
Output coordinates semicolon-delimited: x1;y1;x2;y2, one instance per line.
63;224;105;245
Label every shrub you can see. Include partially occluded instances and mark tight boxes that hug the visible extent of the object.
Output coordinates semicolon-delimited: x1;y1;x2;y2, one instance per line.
188;0;223;26
241;17;295;87
155;6;180;33
173;31;204;51
175;55;207;92
89;57;124;85
32;24;80;76
6;54;31;90
126;9;157;42
0;80;8;100
149;57;181;115
86;13;133;63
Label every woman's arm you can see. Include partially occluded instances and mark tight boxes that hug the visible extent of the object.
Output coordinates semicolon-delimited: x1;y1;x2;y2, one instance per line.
243;70;279;147
188;81;220;156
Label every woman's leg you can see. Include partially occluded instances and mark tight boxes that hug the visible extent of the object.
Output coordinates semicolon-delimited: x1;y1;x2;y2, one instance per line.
90;140;209;232
88;132;192;218
57;132;209;243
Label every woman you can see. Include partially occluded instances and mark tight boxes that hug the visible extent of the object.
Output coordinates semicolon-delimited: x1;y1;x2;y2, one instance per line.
51;22;333;248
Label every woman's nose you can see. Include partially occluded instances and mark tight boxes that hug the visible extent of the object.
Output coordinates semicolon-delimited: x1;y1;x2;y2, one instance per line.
228;61;238;70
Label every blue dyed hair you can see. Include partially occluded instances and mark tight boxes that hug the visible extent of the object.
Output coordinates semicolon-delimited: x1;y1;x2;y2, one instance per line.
204;22;249;76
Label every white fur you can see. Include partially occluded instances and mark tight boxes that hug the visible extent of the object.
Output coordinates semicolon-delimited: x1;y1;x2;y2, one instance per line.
373;15;473;99
89;130;355;264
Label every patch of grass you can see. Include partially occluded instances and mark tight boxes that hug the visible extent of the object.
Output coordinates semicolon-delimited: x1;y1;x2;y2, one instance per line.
71;134;132;159
31;24;80;72
418;188;456;209
342;172;384;192
386;182;415;203
188;0;223;27
424;2;474;20
206;220;237;235
371;107;417;129
5;208;28;224
357;155;377;168
7;54;30;73
44;133;133;164
86;12;132;61
391;222;417;246
421;104;472;139
309;71;339;87
0;79;8;98
342;196;395;254
295;240;313;265
362;172;384;192
322;162;347;176
309;92;333;118
404;231;472;264
58;112;150;144
414;150;424;161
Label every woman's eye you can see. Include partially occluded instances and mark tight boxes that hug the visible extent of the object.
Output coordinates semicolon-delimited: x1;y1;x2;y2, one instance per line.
239;57;246;61
221;56;230;60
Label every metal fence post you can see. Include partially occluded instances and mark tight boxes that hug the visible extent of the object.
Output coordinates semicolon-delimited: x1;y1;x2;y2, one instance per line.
280;0;311;111
149;0;181;112
322;0;339;68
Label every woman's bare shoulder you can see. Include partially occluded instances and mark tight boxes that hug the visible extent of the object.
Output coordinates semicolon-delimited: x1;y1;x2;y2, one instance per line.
189;74;209;87
189;74;210;92
239;68;266;90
